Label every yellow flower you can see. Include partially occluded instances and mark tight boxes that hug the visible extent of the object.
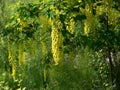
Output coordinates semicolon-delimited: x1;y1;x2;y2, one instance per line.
66;18;75;34
51;24;63;65
50;5;55;10
78;0;82;3
17;18;29;27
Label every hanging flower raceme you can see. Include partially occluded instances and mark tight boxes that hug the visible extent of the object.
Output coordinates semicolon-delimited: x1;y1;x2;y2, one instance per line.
66;18;75;34
18;41;27;65
8;41;16;80
84;3;97;35
51;19;64;65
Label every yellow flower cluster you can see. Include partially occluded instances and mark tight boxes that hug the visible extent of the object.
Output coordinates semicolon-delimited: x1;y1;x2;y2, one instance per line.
51;20;64;65
49;5;60;19
84;3;97;35
8;41;16;79
66;18;75;34
17;18;29;32
8;42;13;62
41;41;47;56
12;64;16;80
95;5;104;15
18;41;27;65
78;0;82;3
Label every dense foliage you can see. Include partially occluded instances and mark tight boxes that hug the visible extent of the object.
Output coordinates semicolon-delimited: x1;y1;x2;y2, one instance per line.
0;0;120;90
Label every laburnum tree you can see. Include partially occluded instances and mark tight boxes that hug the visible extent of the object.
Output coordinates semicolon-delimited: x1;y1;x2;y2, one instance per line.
41;0;120;89
85;0;120;89
1;0;120;89
4;1;52;89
